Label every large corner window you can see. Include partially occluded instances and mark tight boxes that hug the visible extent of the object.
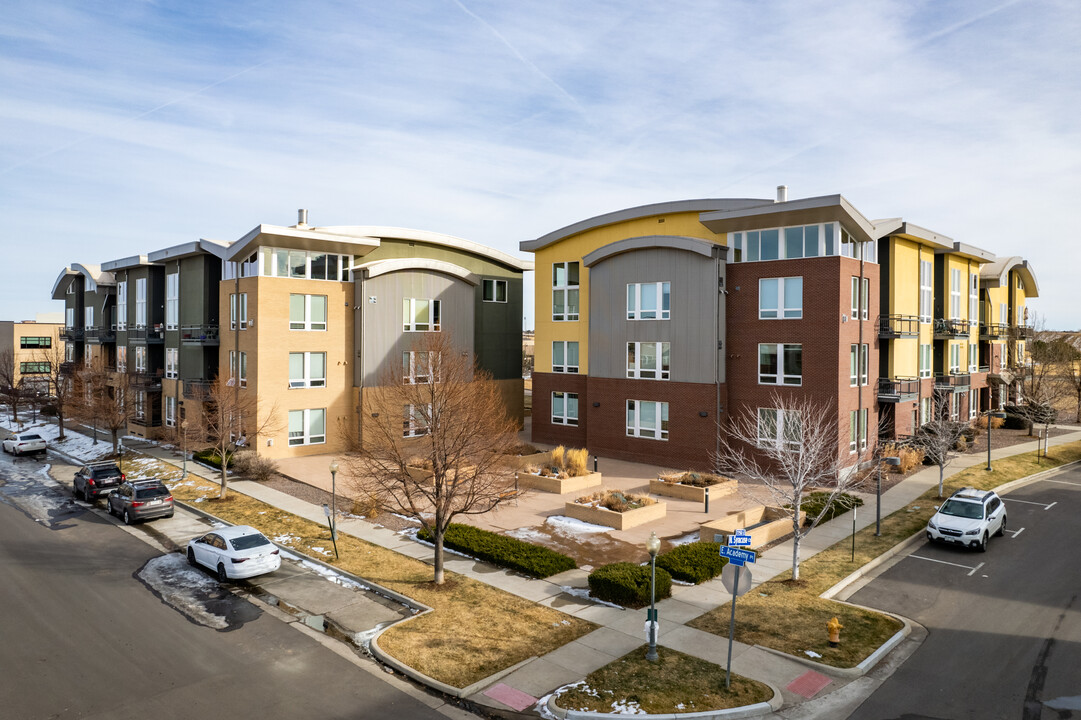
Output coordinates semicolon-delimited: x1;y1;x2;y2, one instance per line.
403;298;440;332
19;336;51;349
290;294;328;331
552;391;578;426
290;352;327;388
627;282;670;320
260;248;348;281
759;277;802;319
728;223;875;264
482;279;507;303
552;262;579;321
289;408;326;445
626;400;668;440
758;344;802;385
627;342;670;380
552;341;579;373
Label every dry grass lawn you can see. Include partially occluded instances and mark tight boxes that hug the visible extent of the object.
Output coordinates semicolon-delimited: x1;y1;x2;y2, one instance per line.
125;453;594;688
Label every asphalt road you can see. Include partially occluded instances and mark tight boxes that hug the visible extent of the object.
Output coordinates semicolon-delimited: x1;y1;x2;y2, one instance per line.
846;466;1081;720
0;452;459;720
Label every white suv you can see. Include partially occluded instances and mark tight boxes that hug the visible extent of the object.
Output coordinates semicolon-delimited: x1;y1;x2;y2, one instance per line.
926;487;1007;552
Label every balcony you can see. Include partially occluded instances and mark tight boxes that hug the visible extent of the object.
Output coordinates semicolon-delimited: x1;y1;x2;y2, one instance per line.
877;377;919;403
933;318;971;339
130;371;163;392
129;325;164;344
59;362;76;376
181;324;220;346
980;323;1009;340
85;326;116;344
60;327;84;342
1016;324;1035;340
935;372;971;391
129;414;162;428
877;314;920;339
183;380;212;400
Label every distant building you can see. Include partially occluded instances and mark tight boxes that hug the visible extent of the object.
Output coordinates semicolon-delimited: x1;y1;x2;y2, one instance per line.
0;317;65;396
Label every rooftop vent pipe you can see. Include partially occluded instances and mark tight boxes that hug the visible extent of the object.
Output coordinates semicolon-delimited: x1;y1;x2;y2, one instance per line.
297;209;309;227
776;185;788;203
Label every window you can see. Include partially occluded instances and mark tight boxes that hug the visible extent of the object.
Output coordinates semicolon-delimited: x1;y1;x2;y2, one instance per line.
116;281;127;331
1000;343;1007;369
290;352;327;388
969;343;978;373
290;294;328;331
627;342;670;380
552;391;578;426
166;273;178;330
949;343;961;374
919;260;932;323
627;400;668;440
482;279;507;303
165;396;176;428
135;278;147;327
969;273;978;322
848;409;868;453
134;346;147;373
20;362;50;374
999;303;1007;325
552;341;579;373
66;308;74;329
919;397;931;425
134;391;145;421
969;390;978;420
553;262;580;321
230;293;248;330
627;282;671;320
402;404;430;438
165;348;178;379
401;351;435;385
860;344;868;385
861;278;869;320
759;408;801;450
402;298;440;332
117;346;127;372
919;344;932;378
228;351;247;388
66;344;75;363
20;336;51;349
67;282;74;295
950;269;961;320
729;223;862;263
85;350;92;369
258;248;349;281
85;306;94;329
850;345;859;386
759;277;802;319
850;277;859;318
289;408;326;445
759;344;802;385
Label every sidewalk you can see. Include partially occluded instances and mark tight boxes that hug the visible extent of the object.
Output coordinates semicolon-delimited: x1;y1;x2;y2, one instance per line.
48;424;1081;717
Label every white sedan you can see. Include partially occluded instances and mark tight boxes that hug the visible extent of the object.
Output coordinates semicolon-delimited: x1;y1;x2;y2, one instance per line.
2;432;47;456
186;525;281;582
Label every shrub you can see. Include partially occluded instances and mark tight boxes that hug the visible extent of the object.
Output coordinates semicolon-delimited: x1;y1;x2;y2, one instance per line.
351;493;381;519
792;491;863;525
551;445;566;469
975;415;1006;430
589;562;672;608
880;443;924;473
416;523;576;578
193;448;233;470
509;442;541;456
566;448;589;476
576;490;655;512
1003;413;1031;430
233;450;279;482
664;471;729;487
656;542;727;584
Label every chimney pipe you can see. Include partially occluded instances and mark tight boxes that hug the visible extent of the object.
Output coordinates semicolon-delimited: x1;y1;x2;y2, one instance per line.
297;209;308;227
776;185;788;203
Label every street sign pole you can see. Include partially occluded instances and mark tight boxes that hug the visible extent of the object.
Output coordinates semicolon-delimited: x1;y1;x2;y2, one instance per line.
726;564;739;690
718;535;756;691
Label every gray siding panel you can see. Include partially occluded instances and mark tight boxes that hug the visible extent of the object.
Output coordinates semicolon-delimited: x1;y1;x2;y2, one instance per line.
588;247;723;384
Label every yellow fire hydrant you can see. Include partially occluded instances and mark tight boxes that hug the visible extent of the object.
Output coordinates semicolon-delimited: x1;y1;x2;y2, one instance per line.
827;617;843;647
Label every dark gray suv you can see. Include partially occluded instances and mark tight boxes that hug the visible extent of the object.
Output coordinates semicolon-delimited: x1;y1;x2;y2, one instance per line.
107;479;174;524
73;462;125;501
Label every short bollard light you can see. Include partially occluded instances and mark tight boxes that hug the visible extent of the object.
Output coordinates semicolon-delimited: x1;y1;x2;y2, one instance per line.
827;617;844;647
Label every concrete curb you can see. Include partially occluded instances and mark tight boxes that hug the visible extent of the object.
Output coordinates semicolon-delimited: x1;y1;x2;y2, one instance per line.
546;679;784;719
819;530;926;601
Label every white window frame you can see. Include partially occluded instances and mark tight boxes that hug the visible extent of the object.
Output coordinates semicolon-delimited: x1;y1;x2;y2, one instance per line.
850;345;859;387
134;346;147;373
553;262;580;322
999;303;1007;326
919;260;932;324
759;277;803;320
165;348;178;379
166;273;179;330
482;279;507;303
727;223;860;263
627;282;671;321
229;350;247;388
850;277;859;319
402;351;437;385
969;343;978;373
134;390;145;421
66;308;74;329
759;408;801;450
920;396;932;425
165;396;176;428
230;292;248;330
552;341;579;373
259;248;348;281
848;409;868;453
116;281;127;331
290;294;328;331
85;306;94;329
969;389;978;421
919;344;932;379
552;391;579;426
402;298;440;332
290;352;327;388
289;408;327;446
758;343;802;386
135;278;147;327
116;346;126;372
969;273;978;322
402;404;430;438
627;399;668;440
949;343;961;374
627;342;670;380
950;268;961;320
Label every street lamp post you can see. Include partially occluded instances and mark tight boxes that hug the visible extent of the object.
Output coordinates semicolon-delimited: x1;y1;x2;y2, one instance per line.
646;531;661;662
329;460;340;559
877;456;901;536
985;410;1008;471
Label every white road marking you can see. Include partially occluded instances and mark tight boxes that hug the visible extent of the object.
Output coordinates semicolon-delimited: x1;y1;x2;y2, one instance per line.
1002;498;1056;510
910;554;979;571
967;562;985;577
1043;479;1081;487
1010;527;1025;538
1046;501;1058;510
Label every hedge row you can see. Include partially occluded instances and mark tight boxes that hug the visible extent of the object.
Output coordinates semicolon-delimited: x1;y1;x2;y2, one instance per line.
656;542;727;584
192;448;233;470
588;562;672;608
417;523;577;579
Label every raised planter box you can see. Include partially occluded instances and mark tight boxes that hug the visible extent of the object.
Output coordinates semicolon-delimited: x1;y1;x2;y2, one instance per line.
513;450;553;471
700;505;803;549
519;471;602;494
563;499;667;531
649;476;738;503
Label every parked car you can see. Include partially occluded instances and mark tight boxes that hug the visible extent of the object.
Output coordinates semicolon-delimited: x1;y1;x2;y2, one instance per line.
2;432;47;456
187;525;281;582
926;487;1007;552
107;479;174;525
73;461;125;501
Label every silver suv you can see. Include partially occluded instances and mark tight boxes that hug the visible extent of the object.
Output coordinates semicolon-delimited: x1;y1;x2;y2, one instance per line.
107;479;174;524
926;487;1006;552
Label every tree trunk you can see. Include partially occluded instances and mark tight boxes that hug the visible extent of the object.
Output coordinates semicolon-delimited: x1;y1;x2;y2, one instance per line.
111;429;119;455
57;411;66;440
937;464;945;497
433;530;445;584
219;462;229;499
791;532;801;582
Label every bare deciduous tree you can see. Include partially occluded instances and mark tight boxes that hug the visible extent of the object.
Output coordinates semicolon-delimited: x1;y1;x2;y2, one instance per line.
343;332;521;585
34;344;74;440
915;410;972;499
0;349;27;423
710;394;868;582
75;362;134;455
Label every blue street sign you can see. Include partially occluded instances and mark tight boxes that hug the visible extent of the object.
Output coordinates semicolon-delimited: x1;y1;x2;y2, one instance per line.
728;531;752;547
718;545;757;566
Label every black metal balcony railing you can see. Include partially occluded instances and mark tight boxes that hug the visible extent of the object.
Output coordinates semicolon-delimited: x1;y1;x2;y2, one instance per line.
877;377;920;403
182;380;212;400
1016;325;1035;339
978;365;991;373
129;414;162;428
180;324;220;346
130;371;163;392
60;327;84;342
980;322;1009;340
877;314;920;339
933;318;971;338
934;372;971;390
128;326;164;344
59;362;76;375
84;326;117;344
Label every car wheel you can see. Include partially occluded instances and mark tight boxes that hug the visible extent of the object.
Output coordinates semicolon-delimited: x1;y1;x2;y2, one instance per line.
187;548;197;567
165;511;174;518
217;564;228;583
977;532;988;553
996;515;1007;537
123;509;133;526
74;485;82;501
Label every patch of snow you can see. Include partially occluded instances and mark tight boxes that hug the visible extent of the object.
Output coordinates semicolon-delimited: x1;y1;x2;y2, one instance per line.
544;515;610;534
804;650;822;658
390;513;421;524
559;585;623;609
668;530;699;546
137;554;228;630
194;497;207;503
609;699;645;714
310;546;331;556
273;533;300;544
277;549;371;592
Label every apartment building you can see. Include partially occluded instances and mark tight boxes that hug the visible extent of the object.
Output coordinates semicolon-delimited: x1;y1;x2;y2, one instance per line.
52;212;529;459
0;316;65;395
523;189;1037;471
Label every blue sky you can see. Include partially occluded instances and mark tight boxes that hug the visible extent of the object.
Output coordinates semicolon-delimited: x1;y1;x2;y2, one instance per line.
2;0;1079;330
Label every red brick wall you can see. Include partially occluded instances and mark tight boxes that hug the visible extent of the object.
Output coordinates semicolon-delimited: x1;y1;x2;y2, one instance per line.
532;372;588;447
